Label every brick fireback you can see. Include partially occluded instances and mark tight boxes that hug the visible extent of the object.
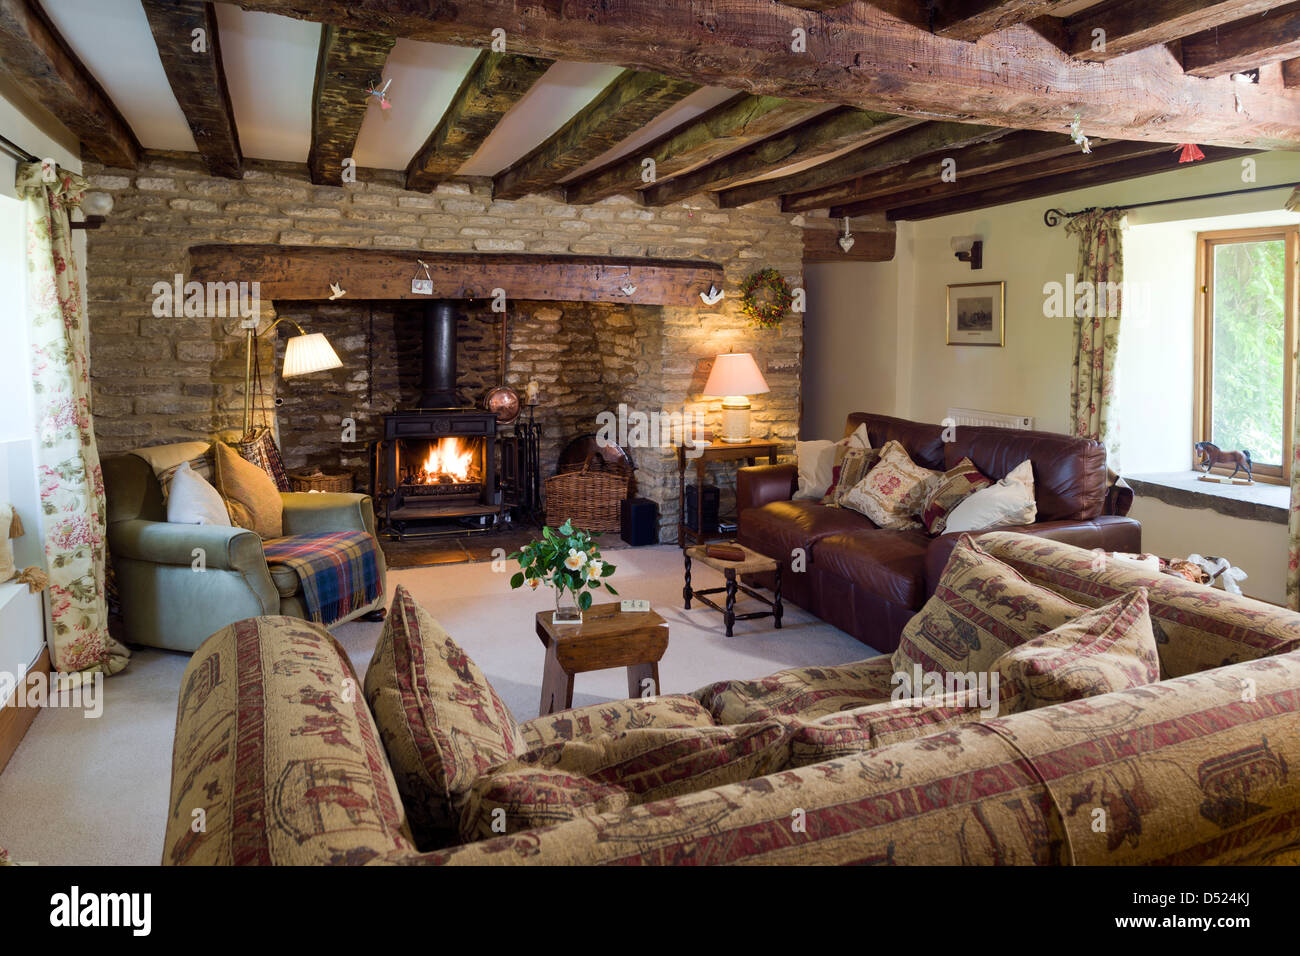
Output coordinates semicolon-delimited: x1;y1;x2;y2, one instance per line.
81;152;806;534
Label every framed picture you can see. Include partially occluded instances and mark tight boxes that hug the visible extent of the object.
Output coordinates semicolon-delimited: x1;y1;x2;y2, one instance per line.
946;281;1005;346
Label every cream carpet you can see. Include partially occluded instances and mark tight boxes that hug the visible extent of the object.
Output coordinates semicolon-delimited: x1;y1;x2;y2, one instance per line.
0;545;877;865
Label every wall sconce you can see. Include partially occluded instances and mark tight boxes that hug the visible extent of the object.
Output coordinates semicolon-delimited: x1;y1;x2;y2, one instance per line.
951;235;983;270
71;191;113;230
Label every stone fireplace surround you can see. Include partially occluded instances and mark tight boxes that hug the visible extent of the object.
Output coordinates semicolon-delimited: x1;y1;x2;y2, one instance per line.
81;152;805;535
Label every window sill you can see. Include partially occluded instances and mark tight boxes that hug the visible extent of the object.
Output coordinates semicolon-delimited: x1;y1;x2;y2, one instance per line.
1127;472;1289;525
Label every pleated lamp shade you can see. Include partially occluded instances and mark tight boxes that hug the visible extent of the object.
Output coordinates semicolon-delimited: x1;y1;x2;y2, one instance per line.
282;332;342;378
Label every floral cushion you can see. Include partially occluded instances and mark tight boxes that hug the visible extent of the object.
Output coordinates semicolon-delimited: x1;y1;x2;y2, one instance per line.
892;534;1088;675
921;457;991;536
364;585;523;848
459;722;790;841
992;587;1160;713
518;695;715;749
839;440;940;530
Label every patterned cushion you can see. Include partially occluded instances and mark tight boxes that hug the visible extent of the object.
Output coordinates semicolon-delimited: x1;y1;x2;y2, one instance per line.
976;531;1300;678
163;616;415;865
993;587;1160;713
460;722;791;842
693;655;896;723
784;692;995;768
518;695;715;749
892;534;1088;675
364;585;523;848
128;440;213;499
921;457;992;536
840;440;940;530
821;445;880;507
212;441;283;539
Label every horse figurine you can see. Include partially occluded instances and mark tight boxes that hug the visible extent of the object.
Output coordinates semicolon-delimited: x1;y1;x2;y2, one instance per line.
1194;441;1252;481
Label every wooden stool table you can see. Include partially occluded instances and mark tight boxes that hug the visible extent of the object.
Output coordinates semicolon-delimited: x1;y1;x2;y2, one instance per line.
534;603;668;716
683;543;782;637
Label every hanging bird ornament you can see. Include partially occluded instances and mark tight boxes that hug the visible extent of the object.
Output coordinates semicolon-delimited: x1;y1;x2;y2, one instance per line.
366;78;393;110
1070;114;1092;154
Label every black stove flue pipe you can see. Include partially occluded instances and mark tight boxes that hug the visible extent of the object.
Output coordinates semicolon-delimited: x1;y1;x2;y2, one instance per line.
418;300;461;408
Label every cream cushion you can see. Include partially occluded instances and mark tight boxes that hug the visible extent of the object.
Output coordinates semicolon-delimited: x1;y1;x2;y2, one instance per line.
166;461;232;527
943;458;1037;533
793;439;836;500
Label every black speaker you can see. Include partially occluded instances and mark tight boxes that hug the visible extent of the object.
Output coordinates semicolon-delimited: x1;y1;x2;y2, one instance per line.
620;497;658;546
684;483;720;533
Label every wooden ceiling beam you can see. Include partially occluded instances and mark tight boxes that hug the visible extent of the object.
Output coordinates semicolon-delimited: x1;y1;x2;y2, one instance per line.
830;139;1168;217
1181;1;1300;76
641;109;919;207
885;145;1255;220
493;70;699;200
717;121;1010;209
1064;0;1295;63
786;129;1087;214
196;0;1300;150
930;0;1074;41
307;26;396;186
1284;58;1300;87
141;0;240;178
0;0;139;167
779;1;857;10
563;94;826;206
802;222;896;262
405;51;550;191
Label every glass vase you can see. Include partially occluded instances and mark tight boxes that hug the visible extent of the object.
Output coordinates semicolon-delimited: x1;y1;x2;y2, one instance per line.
553;588;582;625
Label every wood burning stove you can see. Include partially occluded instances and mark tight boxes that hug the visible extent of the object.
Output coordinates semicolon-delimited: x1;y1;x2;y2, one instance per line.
374;302;503;539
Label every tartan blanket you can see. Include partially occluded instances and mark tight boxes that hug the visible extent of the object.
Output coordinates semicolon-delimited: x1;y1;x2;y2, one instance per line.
262;531;382;625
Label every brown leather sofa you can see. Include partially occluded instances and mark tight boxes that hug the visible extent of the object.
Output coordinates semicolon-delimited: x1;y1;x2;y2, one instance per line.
737;412;1140;651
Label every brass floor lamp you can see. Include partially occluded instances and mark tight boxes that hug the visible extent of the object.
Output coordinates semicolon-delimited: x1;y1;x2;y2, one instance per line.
241;317;342;438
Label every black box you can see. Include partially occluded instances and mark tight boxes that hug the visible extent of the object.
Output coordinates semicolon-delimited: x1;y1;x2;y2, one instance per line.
620;497;659;546
684;483;720;533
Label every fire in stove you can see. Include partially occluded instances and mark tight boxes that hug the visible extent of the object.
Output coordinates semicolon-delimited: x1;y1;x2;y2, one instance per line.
417;436;477;484
399;436;484;500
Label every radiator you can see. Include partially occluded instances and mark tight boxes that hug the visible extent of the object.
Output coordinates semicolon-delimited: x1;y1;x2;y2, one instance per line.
944;407;1035;430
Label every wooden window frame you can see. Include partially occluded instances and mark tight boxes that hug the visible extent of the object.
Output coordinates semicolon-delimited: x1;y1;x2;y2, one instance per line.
1193;225;1300;485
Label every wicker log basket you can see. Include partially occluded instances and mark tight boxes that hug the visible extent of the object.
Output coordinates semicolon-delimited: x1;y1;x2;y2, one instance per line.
544;456;631;533
288;470;354;494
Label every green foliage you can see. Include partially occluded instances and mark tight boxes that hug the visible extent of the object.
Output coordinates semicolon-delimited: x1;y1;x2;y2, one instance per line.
507;519;618;603
1210;239;1286;466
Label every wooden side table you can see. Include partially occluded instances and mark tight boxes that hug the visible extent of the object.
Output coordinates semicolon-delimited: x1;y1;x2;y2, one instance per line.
684;543;783;637
676;439;779;547
534;603;669;716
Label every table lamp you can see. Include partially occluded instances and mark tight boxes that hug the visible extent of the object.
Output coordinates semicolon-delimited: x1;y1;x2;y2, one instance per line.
242;318;342;436
703;352;769;444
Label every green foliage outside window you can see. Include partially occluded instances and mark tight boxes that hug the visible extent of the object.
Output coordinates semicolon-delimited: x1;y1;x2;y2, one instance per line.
1210;239;1286;466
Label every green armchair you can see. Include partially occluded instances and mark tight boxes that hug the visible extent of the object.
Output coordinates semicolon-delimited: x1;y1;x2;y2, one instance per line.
104;452;387;653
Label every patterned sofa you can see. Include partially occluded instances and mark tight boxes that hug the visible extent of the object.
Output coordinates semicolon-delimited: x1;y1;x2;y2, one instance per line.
163;533;1300;865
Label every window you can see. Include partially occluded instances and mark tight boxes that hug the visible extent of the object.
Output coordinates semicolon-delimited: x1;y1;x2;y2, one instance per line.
1194;226;1299;484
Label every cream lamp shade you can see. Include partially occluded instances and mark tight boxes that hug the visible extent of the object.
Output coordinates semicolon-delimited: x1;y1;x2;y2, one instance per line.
703;352;769;444
282;332;343;378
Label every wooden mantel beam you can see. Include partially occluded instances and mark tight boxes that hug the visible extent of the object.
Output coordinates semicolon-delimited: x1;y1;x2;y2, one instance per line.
307;26;396;186
198;0;1300;150
142;0;241;178
0;0;139;167
186;245;723;307
1064;0;1296;63
493;70;699;200
1181;1;1300;77
405;51;550;191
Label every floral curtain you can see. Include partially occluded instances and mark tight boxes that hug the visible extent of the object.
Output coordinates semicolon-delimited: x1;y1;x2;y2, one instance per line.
16;161;129;675
1065;207;1126;469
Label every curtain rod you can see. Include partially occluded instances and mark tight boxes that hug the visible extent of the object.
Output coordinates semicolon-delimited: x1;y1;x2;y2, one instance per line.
1043;181;1300;227
0;132;38;163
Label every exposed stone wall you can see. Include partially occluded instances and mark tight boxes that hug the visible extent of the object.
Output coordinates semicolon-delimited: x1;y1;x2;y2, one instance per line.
82;151;805;534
